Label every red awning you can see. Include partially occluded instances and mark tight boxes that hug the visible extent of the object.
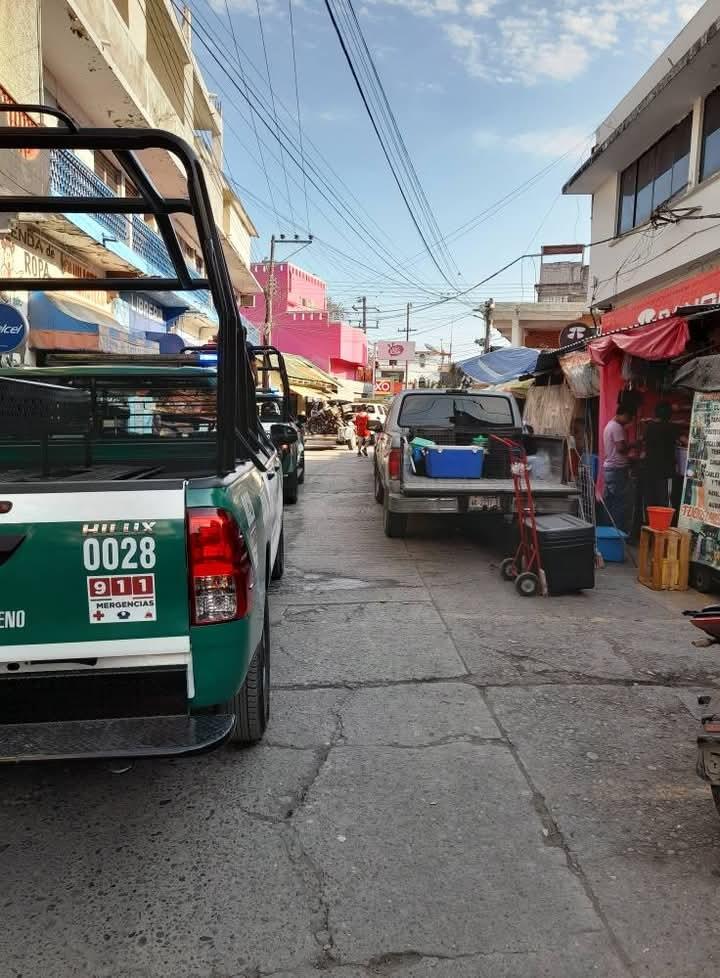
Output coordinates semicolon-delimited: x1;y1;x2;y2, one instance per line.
589;316;689;365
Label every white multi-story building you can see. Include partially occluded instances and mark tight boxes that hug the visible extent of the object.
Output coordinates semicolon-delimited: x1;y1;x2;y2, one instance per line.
0;0;260;358
563;1;720;333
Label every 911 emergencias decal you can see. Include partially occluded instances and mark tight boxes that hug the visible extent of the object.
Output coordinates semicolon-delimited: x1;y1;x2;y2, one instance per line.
87;574;156;624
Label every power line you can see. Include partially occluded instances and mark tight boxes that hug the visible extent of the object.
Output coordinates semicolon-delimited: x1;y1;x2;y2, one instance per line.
254;0;295;231
323;0;461;289
223;0;280;229
287;0;310;234
182;4;453;298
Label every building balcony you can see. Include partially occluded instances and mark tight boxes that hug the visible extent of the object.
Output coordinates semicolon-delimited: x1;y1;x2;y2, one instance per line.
45;149;215;318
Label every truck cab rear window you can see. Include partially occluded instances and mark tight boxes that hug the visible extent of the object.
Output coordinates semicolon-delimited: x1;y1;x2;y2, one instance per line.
398;394;513;428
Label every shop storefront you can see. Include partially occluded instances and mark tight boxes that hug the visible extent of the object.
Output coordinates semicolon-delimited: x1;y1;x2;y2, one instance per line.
0;226;192;360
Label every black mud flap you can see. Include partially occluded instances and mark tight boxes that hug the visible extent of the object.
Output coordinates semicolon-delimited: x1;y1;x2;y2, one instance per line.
0;714;235;763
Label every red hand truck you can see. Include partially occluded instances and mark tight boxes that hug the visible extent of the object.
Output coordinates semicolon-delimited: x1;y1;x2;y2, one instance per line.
491;434;547;597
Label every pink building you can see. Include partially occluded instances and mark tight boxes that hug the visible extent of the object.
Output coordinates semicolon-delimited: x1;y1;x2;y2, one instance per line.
244;261;368;380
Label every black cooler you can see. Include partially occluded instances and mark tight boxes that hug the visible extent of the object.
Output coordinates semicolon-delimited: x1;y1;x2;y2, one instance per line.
528;514;595;594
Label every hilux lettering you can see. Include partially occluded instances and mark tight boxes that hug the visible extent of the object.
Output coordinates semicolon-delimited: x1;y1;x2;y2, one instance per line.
82;521;157;535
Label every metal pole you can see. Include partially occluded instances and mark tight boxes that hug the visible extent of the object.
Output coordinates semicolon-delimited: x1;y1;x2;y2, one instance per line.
483;298;494;354
264;234;276;347
404;302;411;388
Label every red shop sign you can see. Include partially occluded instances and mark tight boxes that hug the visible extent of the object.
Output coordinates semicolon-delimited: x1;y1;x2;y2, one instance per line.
602;265;720;331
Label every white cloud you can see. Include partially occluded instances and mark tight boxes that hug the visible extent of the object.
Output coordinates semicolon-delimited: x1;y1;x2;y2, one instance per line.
677;0;703;21
560;7;618;48
473;128;500;148
415;80;446;94
509;126;592;158
376;0;691;86
473;125;591;157
466;0;496;15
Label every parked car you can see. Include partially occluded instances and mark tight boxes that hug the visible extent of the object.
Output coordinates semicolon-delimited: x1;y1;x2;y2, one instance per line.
257;392;306;503
347;401;387;432
373;388;578;538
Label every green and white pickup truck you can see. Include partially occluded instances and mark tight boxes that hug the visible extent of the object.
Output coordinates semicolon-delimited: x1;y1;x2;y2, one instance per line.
0;109;287;762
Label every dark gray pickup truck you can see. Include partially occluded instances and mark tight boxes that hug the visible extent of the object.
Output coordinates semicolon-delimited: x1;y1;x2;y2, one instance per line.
373;388;579;537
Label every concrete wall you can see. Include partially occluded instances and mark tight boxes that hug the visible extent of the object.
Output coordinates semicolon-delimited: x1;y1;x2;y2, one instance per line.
0;0;41;103
588;131;720;307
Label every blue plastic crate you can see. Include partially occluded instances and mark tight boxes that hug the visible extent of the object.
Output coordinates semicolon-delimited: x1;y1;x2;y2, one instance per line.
596;526;626;562
424;446;485;478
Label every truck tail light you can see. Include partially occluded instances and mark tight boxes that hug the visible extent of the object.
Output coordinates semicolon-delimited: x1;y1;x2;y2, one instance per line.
388;447;401;480
187;509;253;625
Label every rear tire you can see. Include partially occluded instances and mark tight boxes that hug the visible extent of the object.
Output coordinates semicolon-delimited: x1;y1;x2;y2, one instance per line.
374;467;385;504
383;499;407;538
271;526;285;581
298;457;305;485
228;598;270;746
284;470;299;505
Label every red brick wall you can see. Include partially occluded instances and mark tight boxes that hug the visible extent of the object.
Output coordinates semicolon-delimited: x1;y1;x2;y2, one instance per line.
523;329;561;349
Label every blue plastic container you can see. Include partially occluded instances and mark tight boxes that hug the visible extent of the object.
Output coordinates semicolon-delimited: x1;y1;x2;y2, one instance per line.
581;452;599;482
596;526;626;562
424;446;485;478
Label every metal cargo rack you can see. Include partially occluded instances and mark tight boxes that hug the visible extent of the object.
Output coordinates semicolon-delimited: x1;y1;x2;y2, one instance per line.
0;104;266;476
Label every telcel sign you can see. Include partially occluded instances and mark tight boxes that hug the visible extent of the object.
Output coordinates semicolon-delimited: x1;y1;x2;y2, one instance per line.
0;304;28;355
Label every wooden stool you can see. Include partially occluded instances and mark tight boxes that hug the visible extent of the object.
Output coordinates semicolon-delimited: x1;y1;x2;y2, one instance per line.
637;526;690;591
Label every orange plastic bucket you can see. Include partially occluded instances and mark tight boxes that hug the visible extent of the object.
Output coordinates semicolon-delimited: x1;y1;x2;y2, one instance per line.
646;506;674;531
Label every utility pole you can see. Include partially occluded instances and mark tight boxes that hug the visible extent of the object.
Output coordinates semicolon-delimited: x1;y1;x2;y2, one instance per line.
352;296;380;333
263;233;313;346
398;302;417;389
482;299;495;353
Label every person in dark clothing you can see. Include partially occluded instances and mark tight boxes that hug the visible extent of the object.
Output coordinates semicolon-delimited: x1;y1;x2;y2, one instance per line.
643;402;678;509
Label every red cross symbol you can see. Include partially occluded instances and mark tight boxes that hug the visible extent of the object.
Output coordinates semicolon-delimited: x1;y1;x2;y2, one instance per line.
93;610;105;621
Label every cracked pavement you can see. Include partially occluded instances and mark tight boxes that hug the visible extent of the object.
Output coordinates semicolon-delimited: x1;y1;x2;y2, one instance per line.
2;448;720;977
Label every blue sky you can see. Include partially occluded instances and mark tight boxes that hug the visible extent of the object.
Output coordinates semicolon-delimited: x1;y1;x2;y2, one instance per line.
194;0;702;357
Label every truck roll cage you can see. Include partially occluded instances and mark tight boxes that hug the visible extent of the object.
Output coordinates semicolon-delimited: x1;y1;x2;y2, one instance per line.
0;104;255;476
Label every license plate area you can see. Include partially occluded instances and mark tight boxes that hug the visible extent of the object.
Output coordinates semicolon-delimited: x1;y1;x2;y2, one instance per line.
0;666;188;723
468;495;501;511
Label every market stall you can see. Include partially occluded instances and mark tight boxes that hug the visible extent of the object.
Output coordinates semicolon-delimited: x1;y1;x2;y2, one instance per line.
588;316;702;539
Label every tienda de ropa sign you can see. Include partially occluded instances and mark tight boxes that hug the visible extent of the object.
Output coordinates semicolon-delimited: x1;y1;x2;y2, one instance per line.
376;340;416;362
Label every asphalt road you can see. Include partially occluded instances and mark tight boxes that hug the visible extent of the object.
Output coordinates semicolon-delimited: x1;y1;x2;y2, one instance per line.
3;447;720;978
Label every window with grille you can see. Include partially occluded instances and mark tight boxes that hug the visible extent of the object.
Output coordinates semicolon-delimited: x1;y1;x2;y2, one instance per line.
94;152;122;195
701;87;720;182
616;115;691;234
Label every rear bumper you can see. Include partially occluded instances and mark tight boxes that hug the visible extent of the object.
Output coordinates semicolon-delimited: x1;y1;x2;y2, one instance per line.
387;493;459;514
387;491;576;516
0;713;234;763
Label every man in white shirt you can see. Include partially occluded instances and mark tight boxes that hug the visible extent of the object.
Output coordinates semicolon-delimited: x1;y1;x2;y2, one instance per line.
602;407;633;531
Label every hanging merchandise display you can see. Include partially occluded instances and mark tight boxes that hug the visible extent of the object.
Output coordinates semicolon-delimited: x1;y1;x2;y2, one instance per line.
559;349;599;398
523;382;576;438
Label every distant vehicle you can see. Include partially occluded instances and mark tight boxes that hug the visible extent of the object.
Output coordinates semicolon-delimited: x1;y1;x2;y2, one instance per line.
346;401;387;432
252;346;306;504
373;388;578;538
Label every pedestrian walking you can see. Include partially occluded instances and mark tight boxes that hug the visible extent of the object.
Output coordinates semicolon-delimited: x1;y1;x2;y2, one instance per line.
354;406;370;457
602;406;633;532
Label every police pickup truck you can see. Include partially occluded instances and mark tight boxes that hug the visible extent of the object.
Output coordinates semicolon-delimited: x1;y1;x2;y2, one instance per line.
0;110;287;761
